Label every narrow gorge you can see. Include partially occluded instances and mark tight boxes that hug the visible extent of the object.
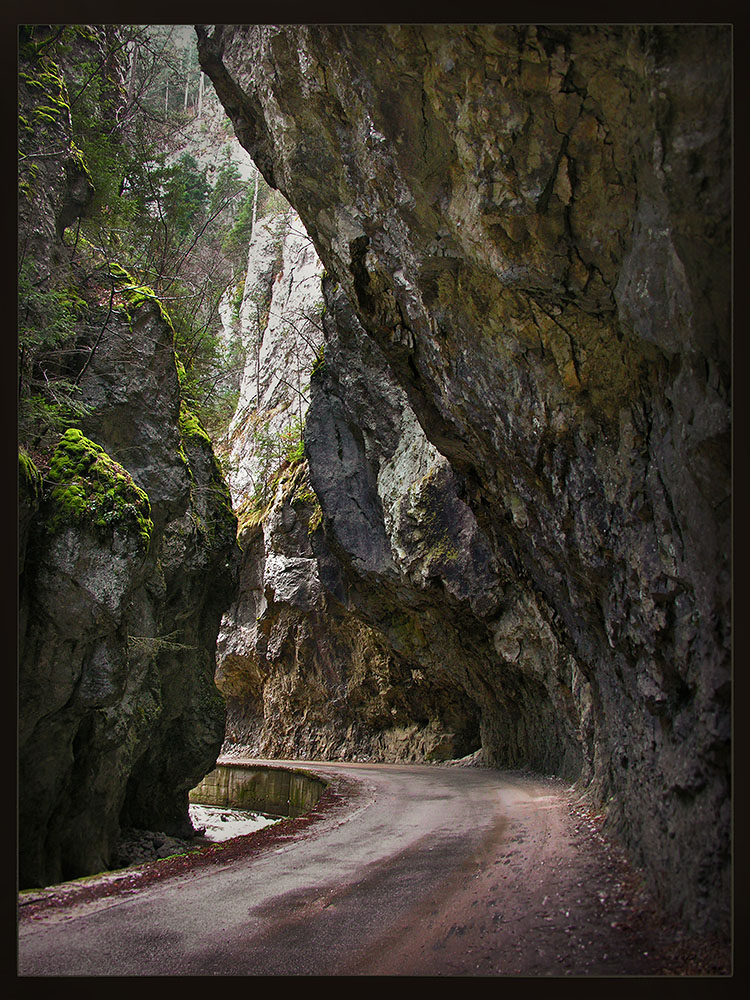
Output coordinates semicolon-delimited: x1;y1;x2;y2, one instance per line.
18;23;731;949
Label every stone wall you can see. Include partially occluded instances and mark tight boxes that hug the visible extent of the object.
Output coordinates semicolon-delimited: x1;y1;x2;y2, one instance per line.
190;763;326;817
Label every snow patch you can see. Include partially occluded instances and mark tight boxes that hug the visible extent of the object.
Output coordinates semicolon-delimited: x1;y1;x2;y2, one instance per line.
189;803;280;842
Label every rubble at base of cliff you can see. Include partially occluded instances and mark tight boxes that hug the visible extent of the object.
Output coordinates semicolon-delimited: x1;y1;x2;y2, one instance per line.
111;828;206;868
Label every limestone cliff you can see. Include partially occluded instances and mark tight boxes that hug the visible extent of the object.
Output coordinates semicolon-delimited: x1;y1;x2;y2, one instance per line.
18;27;239;888
221;205;323;504
198;23;731;934
216;203;488;762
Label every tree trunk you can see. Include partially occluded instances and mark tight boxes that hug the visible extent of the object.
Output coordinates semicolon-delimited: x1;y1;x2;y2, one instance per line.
126;42;138;104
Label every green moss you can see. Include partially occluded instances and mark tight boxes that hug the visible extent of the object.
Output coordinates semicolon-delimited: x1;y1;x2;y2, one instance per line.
20;65;68;103
69;140;93;184
236;495;270;536
32;100;69;122
233;461;307;539
307;502;323;535
311;344;326;376
108;262;175;329
179;403;213;448
19;56;72;204
178;404;237;546
21;60;70;131
293;485;317;505
231;276;246;320
108;261;133;283
19;449;43;504
71;25;101;44
426;535;460;563
286;464;323;535
174;353;189;388
46;428;153;548
18;161;38;201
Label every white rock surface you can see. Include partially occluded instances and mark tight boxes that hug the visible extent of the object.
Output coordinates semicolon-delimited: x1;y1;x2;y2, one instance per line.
223;208;324;505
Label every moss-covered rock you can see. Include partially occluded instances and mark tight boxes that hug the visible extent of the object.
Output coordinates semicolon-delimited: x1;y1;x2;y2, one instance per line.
18;32;240;888
46;428;153;548
19;449;42;503
179;403;213;449
108;261;175;327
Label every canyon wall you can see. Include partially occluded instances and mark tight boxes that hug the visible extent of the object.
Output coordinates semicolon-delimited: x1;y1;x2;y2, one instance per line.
198;24;731;934
18;27;239;888
216;205;492;763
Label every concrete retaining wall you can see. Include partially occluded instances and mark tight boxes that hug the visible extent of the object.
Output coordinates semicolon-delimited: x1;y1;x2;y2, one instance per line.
189;764;326;817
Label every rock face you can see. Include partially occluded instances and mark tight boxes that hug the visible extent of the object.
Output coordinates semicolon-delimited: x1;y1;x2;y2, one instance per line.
198;23;731;935
222;205;324;504
217;205;488;763
18;28;239;888
18;303;239;889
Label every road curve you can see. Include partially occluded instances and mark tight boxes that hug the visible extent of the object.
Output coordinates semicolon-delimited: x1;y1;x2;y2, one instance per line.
18;760;693;977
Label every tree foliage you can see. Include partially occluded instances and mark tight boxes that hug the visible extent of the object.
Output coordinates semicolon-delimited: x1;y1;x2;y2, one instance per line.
19;22;285;452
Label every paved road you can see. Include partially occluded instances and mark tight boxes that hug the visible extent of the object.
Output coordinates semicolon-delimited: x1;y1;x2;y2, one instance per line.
18;760;678;976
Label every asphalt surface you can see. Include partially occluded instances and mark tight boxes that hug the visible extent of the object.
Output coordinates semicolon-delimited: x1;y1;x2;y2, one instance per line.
17;760;719;977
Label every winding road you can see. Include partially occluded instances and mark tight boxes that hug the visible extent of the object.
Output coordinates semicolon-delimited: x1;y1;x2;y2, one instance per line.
18;760;694;976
